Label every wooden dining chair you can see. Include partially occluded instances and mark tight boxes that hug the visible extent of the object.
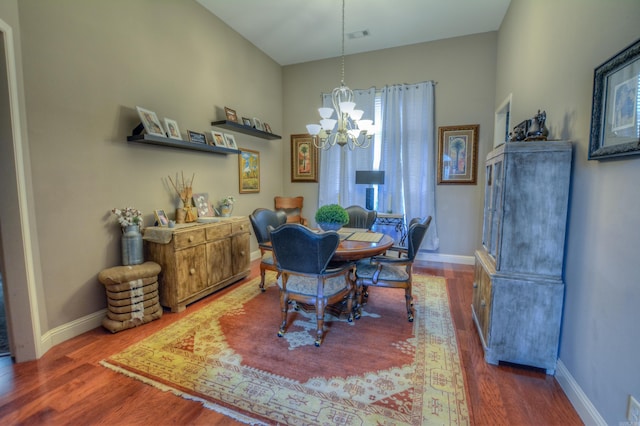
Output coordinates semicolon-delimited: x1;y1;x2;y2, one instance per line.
345;205;377;230
274;196;308;226
249;208;287;291
270;224;355;346
354;217;431;322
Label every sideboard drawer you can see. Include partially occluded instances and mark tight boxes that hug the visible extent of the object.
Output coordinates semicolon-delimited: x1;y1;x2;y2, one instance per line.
206;223;232;240
232;220;250;234
174;229;206;250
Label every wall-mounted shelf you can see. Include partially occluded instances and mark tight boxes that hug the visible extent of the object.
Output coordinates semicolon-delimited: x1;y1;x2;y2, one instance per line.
211;120;281;140
127;134;240;155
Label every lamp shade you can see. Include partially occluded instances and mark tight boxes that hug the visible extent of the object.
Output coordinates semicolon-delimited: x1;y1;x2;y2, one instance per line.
355;170;385;185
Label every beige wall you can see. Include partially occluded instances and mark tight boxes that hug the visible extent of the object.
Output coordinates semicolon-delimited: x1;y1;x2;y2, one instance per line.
283;32;497;256
15;0;283;332
497;1;640;424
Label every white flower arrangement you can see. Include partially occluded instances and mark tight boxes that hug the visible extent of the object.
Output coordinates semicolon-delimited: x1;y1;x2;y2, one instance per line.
111;207;143;227
219;196;236;206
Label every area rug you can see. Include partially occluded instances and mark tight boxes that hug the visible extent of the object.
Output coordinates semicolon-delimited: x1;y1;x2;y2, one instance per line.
101;272;470;425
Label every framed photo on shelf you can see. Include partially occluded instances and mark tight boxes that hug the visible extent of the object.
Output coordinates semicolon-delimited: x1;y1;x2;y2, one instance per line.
136;106;165;137
192;193;214;217
224;106;238;122
242;117;252;127
290;133;319;182
263;122;272;133
437;124;479;185
224;133;238;149
210;130;226;147
588;38;640;160
252;117;263;131
154;209;169;227
164;118;181;140
187;130;207;144
238;148;260;193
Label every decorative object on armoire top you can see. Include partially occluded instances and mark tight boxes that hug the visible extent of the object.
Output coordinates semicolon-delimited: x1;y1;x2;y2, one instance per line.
315;204;349;231
525;110;549;141
111;207;144;266
509;110;549;142
167;172;197;223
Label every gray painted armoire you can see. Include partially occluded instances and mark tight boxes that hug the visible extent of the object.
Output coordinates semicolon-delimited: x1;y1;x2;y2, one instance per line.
472;141;572;374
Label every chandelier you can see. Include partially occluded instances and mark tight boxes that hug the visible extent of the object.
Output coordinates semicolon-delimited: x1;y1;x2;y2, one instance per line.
306;0;374;150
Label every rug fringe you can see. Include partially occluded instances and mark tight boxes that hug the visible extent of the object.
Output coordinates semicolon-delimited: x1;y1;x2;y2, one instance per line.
99;360;269;426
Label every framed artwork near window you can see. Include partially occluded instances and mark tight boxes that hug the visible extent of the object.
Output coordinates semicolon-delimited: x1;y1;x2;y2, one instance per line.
437;124;479;185
290;133;319;182
588;38;640;160
238;148;260;193
136;106;165;137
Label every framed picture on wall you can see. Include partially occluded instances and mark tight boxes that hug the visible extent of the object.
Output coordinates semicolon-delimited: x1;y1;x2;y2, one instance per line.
238;148;260;193
437;124;479;185
588;38;640;160
290;133;319;182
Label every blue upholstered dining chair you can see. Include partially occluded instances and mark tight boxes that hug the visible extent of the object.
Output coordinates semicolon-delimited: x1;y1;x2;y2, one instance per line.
354;216;431;322
249;208;287;291
270;224;355;347
345;205;377;230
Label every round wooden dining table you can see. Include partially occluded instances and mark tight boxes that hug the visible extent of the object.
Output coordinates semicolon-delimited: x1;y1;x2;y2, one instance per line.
331;232;394;262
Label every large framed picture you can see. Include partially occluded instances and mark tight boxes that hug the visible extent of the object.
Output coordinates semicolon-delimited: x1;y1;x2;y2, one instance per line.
290;133;319;182
588;38;640;160
238;148;260;193
136;106;165;137
437;124;479;185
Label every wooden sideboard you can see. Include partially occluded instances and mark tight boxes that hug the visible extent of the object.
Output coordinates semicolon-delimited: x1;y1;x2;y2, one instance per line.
144;217;251;312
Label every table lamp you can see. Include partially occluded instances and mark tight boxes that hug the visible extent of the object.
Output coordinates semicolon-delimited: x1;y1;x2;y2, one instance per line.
355;170;385;210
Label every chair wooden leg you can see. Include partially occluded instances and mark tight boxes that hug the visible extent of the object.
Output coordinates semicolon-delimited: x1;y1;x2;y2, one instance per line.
278;291;289;337
314;299;326;346
259;265;266;291
405;288;414;322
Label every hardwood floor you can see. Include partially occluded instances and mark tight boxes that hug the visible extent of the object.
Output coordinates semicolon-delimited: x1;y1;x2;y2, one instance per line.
0;259;583;425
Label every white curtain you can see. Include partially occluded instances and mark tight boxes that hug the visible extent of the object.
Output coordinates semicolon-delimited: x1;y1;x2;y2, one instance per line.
317;87;376;208
379;82;439;250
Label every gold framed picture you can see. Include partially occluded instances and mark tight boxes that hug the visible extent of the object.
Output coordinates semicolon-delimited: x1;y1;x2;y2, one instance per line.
437;124;479;185
238;148;260;193
290;133;319;183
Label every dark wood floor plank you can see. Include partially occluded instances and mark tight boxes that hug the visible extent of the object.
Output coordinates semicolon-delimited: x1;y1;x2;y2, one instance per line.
0;259;582;425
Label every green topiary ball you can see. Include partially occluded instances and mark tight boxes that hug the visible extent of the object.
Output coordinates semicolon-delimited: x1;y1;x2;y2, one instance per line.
315;204;349;225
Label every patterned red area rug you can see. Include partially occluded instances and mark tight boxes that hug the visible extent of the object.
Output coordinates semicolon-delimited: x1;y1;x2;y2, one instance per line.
101;272;470;425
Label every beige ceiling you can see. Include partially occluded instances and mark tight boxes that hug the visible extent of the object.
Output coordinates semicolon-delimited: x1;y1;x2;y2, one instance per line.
196;0;511;66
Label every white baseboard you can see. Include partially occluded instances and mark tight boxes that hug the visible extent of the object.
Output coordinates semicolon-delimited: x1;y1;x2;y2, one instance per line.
555;359;606;426
40;309;107;353
416;252;475;265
